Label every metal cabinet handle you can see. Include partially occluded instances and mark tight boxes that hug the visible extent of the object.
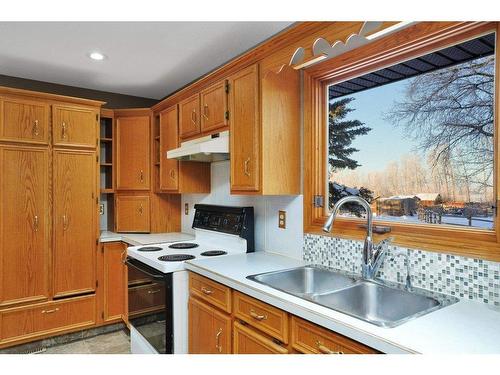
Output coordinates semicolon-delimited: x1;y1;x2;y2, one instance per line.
147;289;161;294
33;215;39;232
249;309;267;321
215;328;223;353
62;215;69;231
170;169;176;179
138;204;144;215
315;340;342;354
244;157;251;176
61;122;67;139
33;120;39;136
139;170;144;183
42;308;59;314
201;287;213;295
202;104;209;120
191;109;197;125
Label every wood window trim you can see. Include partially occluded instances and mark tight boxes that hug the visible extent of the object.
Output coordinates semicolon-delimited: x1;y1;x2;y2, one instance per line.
303;21;500;262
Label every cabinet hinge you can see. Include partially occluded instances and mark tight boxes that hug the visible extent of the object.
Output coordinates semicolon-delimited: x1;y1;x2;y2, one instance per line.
313;195;324;208
225;111;229;120
225;82;230;93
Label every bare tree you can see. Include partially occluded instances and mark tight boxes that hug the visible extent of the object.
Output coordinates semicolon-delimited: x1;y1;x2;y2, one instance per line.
385;56;495;202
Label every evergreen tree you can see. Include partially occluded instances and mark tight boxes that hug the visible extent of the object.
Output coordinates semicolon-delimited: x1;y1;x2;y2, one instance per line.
328;97;371;172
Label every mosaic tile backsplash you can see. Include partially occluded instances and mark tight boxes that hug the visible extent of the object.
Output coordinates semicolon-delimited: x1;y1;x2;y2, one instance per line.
303;234;500;307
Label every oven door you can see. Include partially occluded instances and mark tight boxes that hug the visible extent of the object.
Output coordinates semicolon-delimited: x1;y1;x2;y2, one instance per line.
125;257;173;354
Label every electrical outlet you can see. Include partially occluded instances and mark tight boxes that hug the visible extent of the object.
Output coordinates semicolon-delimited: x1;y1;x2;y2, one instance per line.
185;203;189;215
278;210;286;229
99;204;105;215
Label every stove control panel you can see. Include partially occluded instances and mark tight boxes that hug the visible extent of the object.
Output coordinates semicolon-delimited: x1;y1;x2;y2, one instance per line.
192;204;254;252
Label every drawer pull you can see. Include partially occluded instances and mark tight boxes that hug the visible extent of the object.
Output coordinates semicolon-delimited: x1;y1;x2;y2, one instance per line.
316;340;342;354
249;309;267;321
139;170;144;183
42;308;59;314
243;157;251;176
61;122;67;139
201;287;213;295
148;289;161;294
202;104;209;120
170;169;176;179
33;215;39;232
191;109;197;125
215;327;223;353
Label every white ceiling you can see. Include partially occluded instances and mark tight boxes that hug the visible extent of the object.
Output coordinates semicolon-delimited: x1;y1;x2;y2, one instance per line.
0;22;292;99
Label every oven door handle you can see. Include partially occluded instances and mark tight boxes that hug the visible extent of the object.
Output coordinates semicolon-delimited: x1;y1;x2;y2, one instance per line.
124;258;165;280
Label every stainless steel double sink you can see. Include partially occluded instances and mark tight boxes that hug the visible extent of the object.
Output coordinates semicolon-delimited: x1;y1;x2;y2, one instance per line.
247;265;458;328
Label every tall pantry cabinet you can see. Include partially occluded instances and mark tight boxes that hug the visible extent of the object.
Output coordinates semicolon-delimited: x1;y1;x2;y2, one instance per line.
0;87;102;349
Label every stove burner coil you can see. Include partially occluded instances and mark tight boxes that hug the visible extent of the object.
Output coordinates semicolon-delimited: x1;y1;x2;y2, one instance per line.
200;250;228;257
136;246;163;252
158;254;196;262
168;243;199;249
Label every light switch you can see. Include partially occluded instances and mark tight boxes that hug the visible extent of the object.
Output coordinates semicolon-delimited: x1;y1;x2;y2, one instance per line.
278;210;286;229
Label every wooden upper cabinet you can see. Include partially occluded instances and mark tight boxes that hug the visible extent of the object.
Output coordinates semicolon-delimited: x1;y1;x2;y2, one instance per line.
200;81;228;133
159;106;179;192
115;194;151;233
0;146;49;307
116;115;150;190
179;94;200;139
0;97;49;145
53;149;97;298
228;64;260;192
188;297;231;354
52;105;98;148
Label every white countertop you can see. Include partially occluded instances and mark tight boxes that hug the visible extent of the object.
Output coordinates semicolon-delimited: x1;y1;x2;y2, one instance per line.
185;251;500;354
100;231;194;246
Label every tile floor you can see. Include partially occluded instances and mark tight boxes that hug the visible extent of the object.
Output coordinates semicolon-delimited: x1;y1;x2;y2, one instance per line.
42;330;130;354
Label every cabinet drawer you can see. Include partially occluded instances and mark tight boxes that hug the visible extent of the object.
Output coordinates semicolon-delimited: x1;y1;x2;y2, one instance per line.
0;295;96;345
233;291;288;344
233;321;288;354
0;97;49;144
291;316;378;354
189;273;231;313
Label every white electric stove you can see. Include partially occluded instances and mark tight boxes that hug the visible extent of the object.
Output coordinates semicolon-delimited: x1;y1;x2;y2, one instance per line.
126;204;254;354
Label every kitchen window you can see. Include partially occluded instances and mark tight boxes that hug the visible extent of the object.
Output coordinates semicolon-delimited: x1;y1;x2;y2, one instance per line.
303;22;500;261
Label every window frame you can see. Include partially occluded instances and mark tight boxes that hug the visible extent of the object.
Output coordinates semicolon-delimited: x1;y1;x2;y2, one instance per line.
303;21;500;261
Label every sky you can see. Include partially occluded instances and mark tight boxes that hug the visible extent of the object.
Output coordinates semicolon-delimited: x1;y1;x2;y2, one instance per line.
329;79;419;176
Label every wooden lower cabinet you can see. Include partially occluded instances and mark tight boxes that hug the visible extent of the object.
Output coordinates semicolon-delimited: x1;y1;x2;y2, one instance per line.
188;297;231;354
0;295;96;348
187;271;379;355
97;242;127;324
233;321;288;354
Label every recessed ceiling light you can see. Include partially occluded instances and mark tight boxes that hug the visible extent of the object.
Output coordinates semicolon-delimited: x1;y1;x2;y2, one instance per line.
89;51;106;61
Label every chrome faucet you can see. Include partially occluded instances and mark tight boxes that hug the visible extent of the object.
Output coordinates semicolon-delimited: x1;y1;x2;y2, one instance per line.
322;196;392;280
389;249;412;291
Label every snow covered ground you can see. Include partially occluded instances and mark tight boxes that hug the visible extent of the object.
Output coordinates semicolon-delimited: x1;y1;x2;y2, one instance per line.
339;213;494;229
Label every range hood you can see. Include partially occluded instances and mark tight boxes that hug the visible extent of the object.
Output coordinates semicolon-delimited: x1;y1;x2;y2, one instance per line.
166;130;229;162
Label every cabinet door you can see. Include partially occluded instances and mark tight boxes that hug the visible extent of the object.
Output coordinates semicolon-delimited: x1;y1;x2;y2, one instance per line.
188;297;231;354
116;116;150;190
228;64;260;192
52;105;98;148
159;105;179;191
53;149;97;297
179;94;200;139
102;242;127;323
0;146;49;307
200;81;227;133
115;195;150;233
0;97;49;144
233;321;288;354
